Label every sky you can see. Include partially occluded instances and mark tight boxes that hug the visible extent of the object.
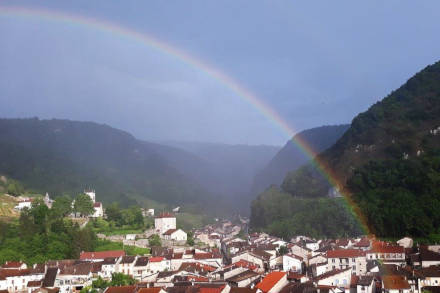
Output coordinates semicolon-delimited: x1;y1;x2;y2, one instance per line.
1;1;440;145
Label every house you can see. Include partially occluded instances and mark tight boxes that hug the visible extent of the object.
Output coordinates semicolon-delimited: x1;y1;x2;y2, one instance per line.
1;261;28;270
382;275;411;293
163;229;187;242
288;244;310;260
311;262;328;277
155;213;176;235
415;266;440;290
366;244;405;265
101;258;118;279
133;256;149;281
397;238;413;249
80;250;125;262
309;255;327;266
0;269;41;292
231;251;271;271
117;256;137;276
92;202;104;218
354;238;371;251
15;199;32;210
255;272;288;293
226;270;260;288
326;249;367;276
412;247;440;268
314;268;352;289
148;257;171;273
282;254;303;273
304;240;320;252
353;276;375;293
55;263;93;293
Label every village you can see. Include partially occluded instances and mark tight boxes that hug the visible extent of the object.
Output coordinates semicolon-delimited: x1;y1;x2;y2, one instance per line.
2;191;440;293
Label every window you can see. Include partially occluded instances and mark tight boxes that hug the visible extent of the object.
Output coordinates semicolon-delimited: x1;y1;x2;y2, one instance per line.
332;259;335;263
352;258;356;262
335;279;339;284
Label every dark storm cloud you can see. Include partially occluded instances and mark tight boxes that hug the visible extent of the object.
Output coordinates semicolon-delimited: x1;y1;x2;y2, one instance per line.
1;0;440;144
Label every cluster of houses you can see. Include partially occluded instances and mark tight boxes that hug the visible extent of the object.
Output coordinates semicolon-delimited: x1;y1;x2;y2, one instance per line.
3;232;440;293
14;190;104;219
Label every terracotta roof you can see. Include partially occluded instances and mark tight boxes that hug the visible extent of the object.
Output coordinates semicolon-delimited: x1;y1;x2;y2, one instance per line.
94;202;102;208
149;257;165;262
414;266;440;278
1;261;26;269
80;250;125;260
0;269;31;279
355;238;371;247
155;212;175;218
327;249;365;258
104;286;136;293
233;259;259;270
369;242;404;254
198;285;226;293
163;229;178;235
27;280;43;287
287;272;305;280
137;288;162;293
419;247;440;261
382;275;410;290
255;272;286;293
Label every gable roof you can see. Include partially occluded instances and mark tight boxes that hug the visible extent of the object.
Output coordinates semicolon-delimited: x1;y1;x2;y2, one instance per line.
327;249;365;258
163;229;178;235
255;272;286;293
80;250;125;260
314;268;351;281
42;267;58;287
382;275;410;290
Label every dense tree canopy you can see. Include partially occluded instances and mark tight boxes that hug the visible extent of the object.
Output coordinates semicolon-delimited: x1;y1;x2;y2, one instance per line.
0;199;97;265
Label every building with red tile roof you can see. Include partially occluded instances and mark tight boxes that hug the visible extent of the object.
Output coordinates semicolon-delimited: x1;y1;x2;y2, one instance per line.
80;250;125;261
255;272;288;293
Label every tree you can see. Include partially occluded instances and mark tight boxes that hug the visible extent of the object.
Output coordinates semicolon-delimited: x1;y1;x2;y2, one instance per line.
278;246;288;256
149;234;161;247
186;231;194;246
110;273;136;286
52;195;72;217
105;203;122;225
74;194;94;217
6;180;24;196
92;276;110;289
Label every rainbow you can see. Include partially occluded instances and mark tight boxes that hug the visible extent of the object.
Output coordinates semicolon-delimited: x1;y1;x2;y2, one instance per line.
0;5;371;235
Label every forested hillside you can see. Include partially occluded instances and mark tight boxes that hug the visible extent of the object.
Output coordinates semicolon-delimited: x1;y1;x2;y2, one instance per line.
251;60;440;239
251;124;349;196
0;118;214;209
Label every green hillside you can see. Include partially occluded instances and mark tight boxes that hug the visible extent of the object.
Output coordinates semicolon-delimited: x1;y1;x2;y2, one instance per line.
250;60;440;239
0;118;216;210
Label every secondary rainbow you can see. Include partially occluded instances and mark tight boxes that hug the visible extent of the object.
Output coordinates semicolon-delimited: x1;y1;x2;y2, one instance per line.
0;5;371;234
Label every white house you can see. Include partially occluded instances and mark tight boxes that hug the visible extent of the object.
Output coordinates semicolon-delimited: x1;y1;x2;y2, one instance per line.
327;249;367;276
282;254;303;272
148;257;171;273
15;199;32;210
155;213;176;235
91;202;104;218
355;276;376;293
163;229;187;242
84;190;96;203
315;268;352;289
117;256;137;276
100;258;119;280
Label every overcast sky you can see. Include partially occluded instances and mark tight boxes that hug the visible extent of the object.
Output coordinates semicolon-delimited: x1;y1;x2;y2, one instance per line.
1;1;440;145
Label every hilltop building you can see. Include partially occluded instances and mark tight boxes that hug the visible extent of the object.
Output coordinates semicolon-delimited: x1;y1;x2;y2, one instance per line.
155;212;176;234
